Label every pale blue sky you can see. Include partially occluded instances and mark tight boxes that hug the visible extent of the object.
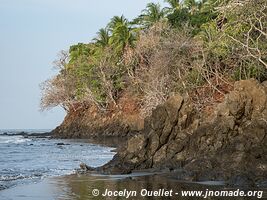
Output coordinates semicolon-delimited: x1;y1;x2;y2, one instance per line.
0;0;166;129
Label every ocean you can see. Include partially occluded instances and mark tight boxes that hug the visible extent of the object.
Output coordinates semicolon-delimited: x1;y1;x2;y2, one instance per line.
0;130;115;191
0;131;266;200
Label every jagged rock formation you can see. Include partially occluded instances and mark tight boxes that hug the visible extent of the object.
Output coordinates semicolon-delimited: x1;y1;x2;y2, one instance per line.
100;79;267;186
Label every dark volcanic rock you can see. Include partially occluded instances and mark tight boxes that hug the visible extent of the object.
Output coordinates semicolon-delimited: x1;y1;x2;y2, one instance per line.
56;143;65;146
0;184;7;191
80;163;95;171
56;142;71;146
18;131;28;136
100;80;267;186
28;132;52;137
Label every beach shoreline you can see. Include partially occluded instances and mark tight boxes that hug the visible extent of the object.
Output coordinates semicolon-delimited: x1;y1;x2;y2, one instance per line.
1;172;266;200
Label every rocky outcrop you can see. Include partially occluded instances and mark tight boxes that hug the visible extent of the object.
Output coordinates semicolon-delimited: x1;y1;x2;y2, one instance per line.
52;116;132;138
100;79;267;186
52;93;143;138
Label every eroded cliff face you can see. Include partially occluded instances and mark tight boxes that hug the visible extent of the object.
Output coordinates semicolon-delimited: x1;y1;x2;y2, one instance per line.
52;93;144;138
100;79;267;186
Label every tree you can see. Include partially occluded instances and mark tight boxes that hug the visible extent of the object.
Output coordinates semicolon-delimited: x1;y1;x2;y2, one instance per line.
68;43;91;64
93;28;110;48
40;74;78;112
134;3;167;28
108;15;137;55
164;0;181;12
225;0;267;69
41;0;267;115
108;15;128;31
166;0;217;32
184;0;199;14
167;8;190;28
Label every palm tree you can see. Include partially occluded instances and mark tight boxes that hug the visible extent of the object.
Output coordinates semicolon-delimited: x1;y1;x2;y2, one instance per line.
134;3;167;28
184;0;200;14
108;15;128;32
110;26;136;53
164;0;181;12
93;28;110;48
199;0;218;13
108;15;136;54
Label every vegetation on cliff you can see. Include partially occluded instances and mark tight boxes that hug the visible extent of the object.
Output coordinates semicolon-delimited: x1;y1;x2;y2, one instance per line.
41;0;267;118
40;0;267;185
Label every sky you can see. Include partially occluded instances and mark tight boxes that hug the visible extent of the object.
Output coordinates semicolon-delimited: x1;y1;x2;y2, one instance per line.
0;0;166;129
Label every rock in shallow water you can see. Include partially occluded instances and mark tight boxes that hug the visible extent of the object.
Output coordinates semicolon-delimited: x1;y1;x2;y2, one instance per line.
79;163;95;171
56;143;70;146
0;184;8;191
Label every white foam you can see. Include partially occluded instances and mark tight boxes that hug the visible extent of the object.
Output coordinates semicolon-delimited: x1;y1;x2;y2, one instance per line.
0;136;31;144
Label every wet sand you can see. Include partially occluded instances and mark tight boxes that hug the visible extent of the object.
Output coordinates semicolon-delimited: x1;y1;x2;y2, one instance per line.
1;172;266;200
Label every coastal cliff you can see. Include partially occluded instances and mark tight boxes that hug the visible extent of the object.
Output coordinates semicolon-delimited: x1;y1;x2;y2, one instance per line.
52;93;144;138
43;0;267;187
99;79;267;186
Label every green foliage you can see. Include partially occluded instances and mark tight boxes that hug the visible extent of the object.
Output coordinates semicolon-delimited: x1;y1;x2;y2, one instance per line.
186;68;205;88
69;43;91;64
167;8;190;28
104;15;138;56
164;0;180;11
93;28;110;48
233;63;267;82
108;15;128;31
166;0;218;34
42;0;267;112
134;3;167;28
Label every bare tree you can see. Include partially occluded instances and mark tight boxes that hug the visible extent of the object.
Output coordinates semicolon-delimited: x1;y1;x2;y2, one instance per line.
128;23;204;116
52;50;69;70
40;75;77;112
224;0;267;68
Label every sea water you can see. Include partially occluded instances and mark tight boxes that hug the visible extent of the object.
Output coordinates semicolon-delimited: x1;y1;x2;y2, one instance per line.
0;130;115;190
